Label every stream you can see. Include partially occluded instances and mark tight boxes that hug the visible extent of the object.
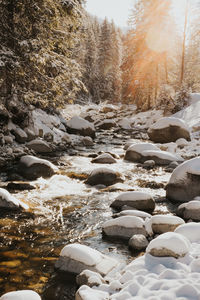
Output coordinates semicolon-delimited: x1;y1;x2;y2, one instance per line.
0;129;176;299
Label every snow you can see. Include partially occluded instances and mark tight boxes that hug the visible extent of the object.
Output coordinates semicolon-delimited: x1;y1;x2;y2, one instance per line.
20;155;58;171
182;200;200;210
146;232;190;256
175;223;200;243
150;117;189;131
127;143;159;153
168;157;200;184
142;150;183;162
67;116;95;130
130;110;164;130
77;285;109;300
0;290;41;300
151;215;184;225
115;192;152;202
0;188;29;210
117;210;151;219
60;244;103;266
103;216;144;229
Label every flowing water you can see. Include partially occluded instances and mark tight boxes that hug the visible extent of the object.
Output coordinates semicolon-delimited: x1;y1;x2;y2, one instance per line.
0;130;175;299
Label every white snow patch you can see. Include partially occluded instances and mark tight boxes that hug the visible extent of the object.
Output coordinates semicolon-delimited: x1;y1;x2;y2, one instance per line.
150;117;189;131
20;155;58;171
0;290;41;300
115;191;152;202
175;223;200;243
0;188;29;210
77;285;109;300
103;216;144;229
127;143;159;153
142;150;183;162
151;215;184;225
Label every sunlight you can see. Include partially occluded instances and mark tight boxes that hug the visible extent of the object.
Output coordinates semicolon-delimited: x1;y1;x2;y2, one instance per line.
172;0;187;29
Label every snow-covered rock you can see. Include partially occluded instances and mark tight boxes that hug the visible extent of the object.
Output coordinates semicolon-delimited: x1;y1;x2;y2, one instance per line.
125;143;159;162
76;270;105;287
26;139;52;153
55;244;119;276
0;188;29;210
146;232;190;258
166;157;200;202
19;155;58;180
129;234;149;250
91;153;116;164
0;290;41;300
111;192;155;213
175;222;200;242
114;210;151;219
148;117;191;143
97;119;116;130
177;200;200;221
85;168;123;186
66;116;95;138
75;285;109;300
102;216;147;240
151;215;185;234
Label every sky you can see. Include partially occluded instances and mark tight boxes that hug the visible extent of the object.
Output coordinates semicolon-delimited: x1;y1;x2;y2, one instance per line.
85;0;133;28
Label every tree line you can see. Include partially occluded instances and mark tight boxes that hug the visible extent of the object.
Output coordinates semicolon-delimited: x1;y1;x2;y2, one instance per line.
0;0;199;114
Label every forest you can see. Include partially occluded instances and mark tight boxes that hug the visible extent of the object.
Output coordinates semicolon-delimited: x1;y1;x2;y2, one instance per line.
1;1;200;300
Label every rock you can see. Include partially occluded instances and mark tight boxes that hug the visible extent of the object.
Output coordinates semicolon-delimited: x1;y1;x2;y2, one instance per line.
76;270;104;287
166;157;200;202
24;128;36;141
100;104;117;113
124;141;136;150
114;210;151;219
148;117;191;143
85;168;123;186
97;119;116;130
55;244;118;276
61;133;71;144
146;232;190;258
91;153;116;164
129;234;149;250
168;161;179;169
143;160;156;168
0;105;9;125
44;132;54;142
0;290;41;300
26;139;52;153
102;216;147;240
11;127;28;143
82;136;94;146
4;136;13;144
0;188;28;210
124;143;159;162
6;182;35;191
76;285;109;300
177;200;200;221
66;116;95;138
175;222;200;243
151;215;185;234
18;155;57;180
111;192;155;213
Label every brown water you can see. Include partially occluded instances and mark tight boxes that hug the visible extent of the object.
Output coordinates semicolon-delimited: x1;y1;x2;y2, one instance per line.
0;131;173;299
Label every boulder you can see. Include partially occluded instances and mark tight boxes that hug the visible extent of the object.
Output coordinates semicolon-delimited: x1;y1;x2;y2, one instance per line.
76;285;109;300
125;143;183;165
177;200;200;221
151;215;185;234
91;153;116;164
102;216;147;240
166;157;200;202
0;188;28;210
11;127;28;143
97;119;116;130
129;234;149;250
146;232;190;258
55;244;118;276
76;270;104;287
85;168;123;186
26;139;52;153
18;155;57;180
148;117;191;143
0;290;41;300
111;192;155;213
66;116;95;138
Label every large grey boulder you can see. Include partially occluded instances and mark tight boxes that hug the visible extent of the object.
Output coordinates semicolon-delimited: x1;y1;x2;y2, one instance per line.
18;155;57;180
26;139;52;153
0;290;41;300
102;216;147;240
55;244;118;276
85;168;123;186
66;116;95;138
0;188;29;210
111;192;155;213
166;157;200;202
124;143;183;165
148;117;191;143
